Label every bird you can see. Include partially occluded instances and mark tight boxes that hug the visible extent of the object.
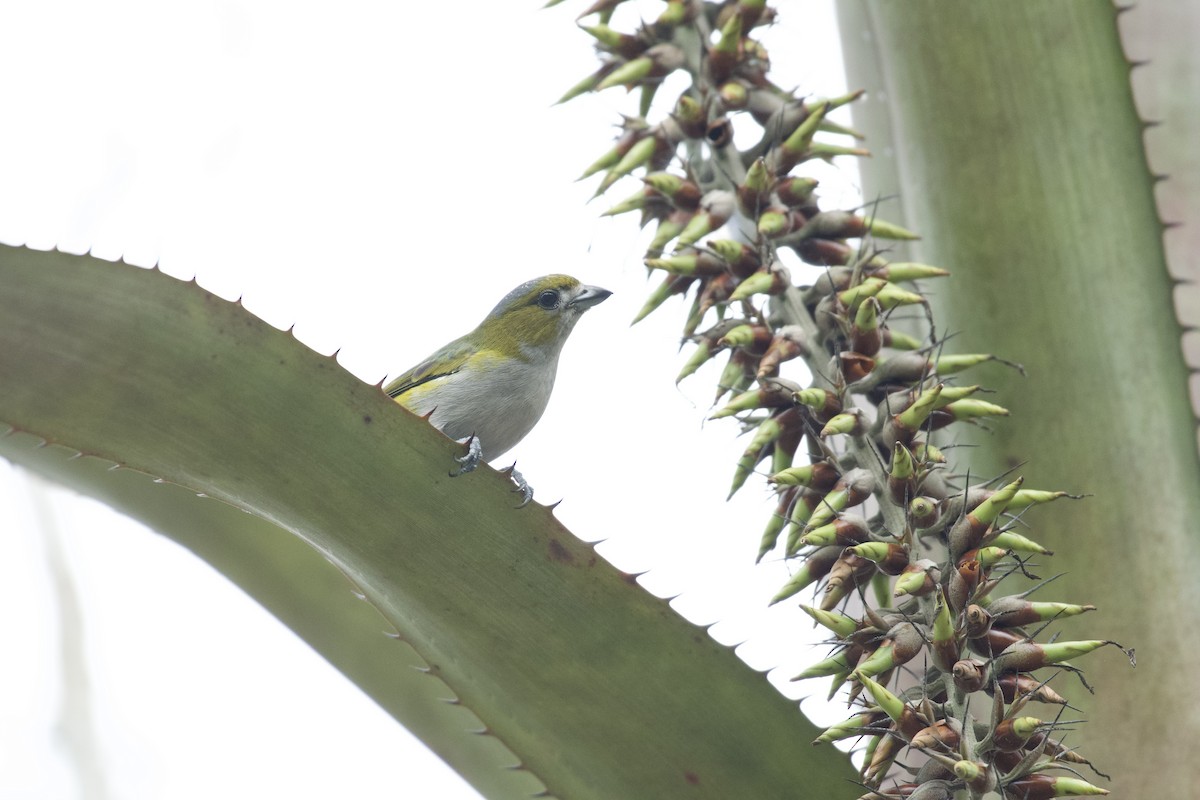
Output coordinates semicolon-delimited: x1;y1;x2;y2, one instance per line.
384;274;611;504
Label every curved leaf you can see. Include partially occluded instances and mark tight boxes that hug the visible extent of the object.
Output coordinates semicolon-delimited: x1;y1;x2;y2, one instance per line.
0;244;855;799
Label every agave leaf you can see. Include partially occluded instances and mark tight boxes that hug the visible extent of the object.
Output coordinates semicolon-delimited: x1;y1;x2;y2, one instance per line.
0;244;854;799
839;3;1200;794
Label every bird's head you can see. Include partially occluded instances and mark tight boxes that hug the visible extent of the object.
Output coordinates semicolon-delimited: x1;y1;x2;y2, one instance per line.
475;274;611;359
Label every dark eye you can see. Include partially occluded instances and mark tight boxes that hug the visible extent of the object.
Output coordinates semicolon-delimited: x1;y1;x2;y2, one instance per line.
537;290;559;310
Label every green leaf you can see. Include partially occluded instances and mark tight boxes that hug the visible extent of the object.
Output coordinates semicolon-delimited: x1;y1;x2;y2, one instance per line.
0;245;855;799
839;3;1200;794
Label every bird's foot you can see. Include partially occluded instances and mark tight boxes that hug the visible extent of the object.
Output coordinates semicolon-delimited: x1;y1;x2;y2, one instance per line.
450;435;482;477
502;463;534;508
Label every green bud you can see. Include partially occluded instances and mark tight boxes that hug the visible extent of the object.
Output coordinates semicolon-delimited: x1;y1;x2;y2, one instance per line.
820;410;863;437
837;276;887;307
812;709;885;745
646;213;688;255
756;488;793;563
595;55;654;91
556;67;606;105
756;208;794;237
799;515;870;548
988;530;1053;555
873;282;926;310
603;187;654;217
855;674;905;725
675;339;715;384
644;252;726;277
1007;488;1080;512
729;265;789;301
631;274;690;325
775;176;819;207
1004;775;1110;797
799;605;859;639
870;262;950;282
770;545;839;604
896;384;943;431
942;398;1010;421
791;649;852;680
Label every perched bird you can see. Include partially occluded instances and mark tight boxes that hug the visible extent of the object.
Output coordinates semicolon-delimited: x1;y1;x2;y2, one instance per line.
385;274;611;503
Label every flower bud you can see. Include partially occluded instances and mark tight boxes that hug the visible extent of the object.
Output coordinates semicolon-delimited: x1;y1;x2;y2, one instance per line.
728;412;788;498
671;93;707;139
705;238;761;277
893;558;940;597
768;460;840;492
952;659;987;694
988;530;1053;555
854;621;925;679
812;709;888;745
838;351;875;382
595;42;685;91
776;176;819;208
757;207;805;238
805;468;876;530
910;496;940;528
769;545;841;604
793;210;919;242
756;486;795;563
821;552;876;611
677;190;735;246
790;648;855;680
820;409;865;437
992;716;1043;752
641;171;702;209
644;251;726;277
645;211;692;258
986;596;1096;628
755;325;809;378
910;718;961;751
948;476;1023;559
849;542;910;576
855;674;931;739
930;587;960;672
866;261;951;282
578;23;646;59
796;238;853;267
710;378;800;419
792;387;841;421
996;674;1069;705
800;515;871;548
992;639;1129;674
631;274;692;325
718;80;749;110
888;442;918;504
729;263;791;301
1002;775;1109;799
851;296;883;356
768;101;829;174
799;604;860;639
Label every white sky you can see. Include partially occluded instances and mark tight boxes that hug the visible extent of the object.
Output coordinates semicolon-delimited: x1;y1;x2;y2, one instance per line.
0;1;861;797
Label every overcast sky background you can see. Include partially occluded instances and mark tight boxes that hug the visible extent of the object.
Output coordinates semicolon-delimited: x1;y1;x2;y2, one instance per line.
0;2;863;797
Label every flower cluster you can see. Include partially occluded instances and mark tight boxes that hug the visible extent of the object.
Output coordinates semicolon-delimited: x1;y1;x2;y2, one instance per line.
555;1;1130;797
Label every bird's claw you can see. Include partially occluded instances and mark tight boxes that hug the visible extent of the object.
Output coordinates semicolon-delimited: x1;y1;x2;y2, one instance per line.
503;463;534;508
450;434;482;477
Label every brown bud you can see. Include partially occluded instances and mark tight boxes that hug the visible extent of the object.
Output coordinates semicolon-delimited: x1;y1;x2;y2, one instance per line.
910;719;961;751
996;674;1069;705
822;553;876;611
952;659;987;693
966;627;1023;659
839;351;876;382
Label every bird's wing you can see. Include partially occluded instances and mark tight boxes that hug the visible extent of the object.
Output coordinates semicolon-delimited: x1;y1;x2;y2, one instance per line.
383;337;476;399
